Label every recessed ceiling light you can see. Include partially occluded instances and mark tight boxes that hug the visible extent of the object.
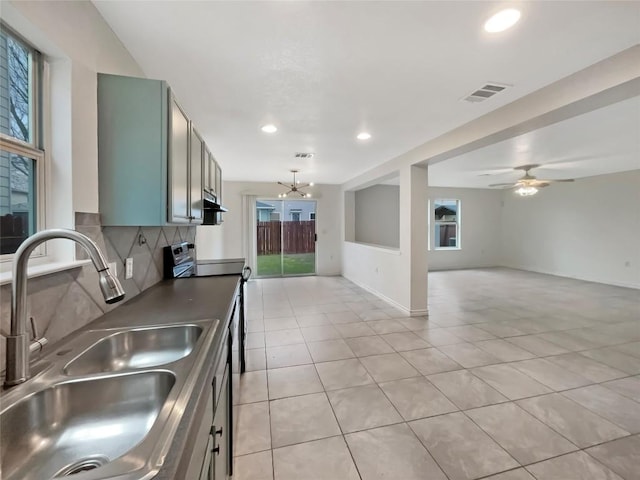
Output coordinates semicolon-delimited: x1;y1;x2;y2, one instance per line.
357;132;372;140
484;9;521;33
261;124;277;133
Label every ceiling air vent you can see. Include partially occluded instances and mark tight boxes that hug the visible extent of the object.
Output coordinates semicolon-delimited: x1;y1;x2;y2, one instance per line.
462;83;511;103
295;152;315;159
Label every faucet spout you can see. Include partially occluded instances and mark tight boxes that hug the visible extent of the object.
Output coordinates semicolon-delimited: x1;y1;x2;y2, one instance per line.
4;228;126;388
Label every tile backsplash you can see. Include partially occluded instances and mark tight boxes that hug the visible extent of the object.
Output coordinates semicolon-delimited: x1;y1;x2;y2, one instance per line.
0;213;196;373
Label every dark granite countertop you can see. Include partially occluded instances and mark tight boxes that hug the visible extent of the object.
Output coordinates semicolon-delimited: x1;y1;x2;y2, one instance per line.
91;275;240;330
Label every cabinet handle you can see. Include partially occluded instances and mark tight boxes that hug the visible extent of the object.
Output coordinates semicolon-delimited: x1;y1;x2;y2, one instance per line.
212;445;220;455
214;427;223;437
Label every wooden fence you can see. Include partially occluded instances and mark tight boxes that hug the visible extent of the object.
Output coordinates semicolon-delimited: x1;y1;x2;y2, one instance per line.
257;221;316;255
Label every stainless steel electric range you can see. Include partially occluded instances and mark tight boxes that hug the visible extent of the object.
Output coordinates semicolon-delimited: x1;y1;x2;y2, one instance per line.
163;242;251;373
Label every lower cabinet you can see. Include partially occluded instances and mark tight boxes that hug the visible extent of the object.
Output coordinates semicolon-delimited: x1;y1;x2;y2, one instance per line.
213;366;230;480
183;386;214;480
184;328;232;480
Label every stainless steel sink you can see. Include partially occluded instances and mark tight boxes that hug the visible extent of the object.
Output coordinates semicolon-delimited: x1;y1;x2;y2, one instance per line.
0;318;219;480
64;325;203;375
1;371;175;479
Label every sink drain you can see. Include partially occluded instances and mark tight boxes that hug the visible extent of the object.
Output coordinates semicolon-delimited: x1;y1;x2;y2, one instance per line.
55;456;109;477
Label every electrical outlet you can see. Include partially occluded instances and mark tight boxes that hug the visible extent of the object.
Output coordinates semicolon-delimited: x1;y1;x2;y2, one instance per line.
108;261;117;276
125;257;133;279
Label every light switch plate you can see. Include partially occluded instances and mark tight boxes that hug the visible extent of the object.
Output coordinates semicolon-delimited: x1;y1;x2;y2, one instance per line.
125;257;133;279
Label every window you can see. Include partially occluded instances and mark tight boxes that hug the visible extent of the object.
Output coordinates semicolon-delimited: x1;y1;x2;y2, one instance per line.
433;199;460;249
309;212;315;220
290;209;301;222
0;23;44;256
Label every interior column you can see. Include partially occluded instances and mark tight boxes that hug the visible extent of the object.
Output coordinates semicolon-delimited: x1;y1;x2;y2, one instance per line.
399;164;429;315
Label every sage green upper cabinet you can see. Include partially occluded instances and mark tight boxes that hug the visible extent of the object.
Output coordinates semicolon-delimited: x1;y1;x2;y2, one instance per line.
190;128;204;222
98;73;207;226
169;97;190;223
215;163;222;204
204;148;212;196
204;150;219;200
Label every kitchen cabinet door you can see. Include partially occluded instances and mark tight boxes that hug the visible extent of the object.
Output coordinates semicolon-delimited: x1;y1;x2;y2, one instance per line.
215;163;222;203
204;148;212;193
212;366;229;480
190;127;204;223
183;383;214;480
169;97;190;223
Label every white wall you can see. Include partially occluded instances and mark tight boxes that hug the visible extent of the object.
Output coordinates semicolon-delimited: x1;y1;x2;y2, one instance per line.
354;185;400;248
501;170;640;288
196;181;342;276
428;187;503;271
342;165;429;315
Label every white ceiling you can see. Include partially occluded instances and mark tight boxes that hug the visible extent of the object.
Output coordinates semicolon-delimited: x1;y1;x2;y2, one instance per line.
93;1;640;185
429;95;640;188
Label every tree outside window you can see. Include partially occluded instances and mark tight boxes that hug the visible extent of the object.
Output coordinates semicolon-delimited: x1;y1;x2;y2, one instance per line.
1;24;43;255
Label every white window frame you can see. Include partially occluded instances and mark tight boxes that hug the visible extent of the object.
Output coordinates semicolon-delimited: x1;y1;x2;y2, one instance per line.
432;198;460;251
0;23;47;263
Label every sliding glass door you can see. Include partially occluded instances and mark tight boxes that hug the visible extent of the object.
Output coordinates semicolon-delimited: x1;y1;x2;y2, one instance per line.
256;199;316;277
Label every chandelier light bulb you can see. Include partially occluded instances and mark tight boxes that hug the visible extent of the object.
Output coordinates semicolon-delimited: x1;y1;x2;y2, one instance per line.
357;132;372;140
277;170;313;198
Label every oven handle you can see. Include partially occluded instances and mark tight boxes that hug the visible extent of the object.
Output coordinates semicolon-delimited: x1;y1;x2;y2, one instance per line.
241;266;252;282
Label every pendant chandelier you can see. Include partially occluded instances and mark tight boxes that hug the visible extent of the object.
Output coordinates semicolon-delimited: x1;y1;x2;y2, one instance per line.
277;170;314;198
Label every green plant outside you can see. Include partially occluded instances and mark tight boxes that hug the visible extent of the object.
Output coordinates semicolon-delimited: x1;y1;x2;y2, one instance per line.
256;253;315;276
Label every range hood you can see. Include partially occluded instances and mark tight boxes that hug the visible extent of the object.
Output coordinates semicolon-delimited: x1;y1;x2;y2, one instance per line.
203;196;228;212
202;192;227;225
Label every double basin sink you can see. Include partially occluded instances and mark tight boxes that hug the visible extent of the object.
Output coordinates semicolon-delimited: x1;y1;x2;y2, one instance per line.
1;319;219;479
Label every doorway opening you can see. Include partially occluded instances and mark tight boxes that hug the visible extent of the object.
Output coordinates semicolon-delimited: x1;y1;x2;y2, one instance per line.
255;199;316;277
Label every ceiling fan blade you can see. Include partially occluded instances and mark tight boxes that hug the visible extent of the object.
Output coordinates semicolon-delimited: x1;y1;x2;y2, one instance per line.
522;178;549;187
488;183;516;188
476;168;515;177
546;178;575;182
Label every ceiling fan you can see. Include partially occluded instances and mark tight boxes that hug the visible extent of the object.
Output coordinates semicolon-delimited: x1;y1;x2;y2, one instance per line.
277;169;314;198
489;164;575;196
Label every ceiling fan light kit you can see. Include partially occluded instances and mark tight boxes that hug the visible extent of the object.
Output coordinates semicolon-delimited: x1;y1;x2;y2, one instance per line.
277;170;314;198
488;164;575;197
515;186;539;196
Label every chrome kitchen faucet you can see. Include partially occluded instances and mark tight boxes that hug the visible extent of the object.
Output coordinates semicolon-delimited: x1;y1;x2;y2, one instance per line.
4;229;125;388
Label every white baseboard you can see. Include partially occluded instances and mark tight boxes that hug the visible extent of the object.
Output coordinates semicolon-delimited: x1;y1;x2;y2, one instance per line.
500;264;640;290
344;275;429;317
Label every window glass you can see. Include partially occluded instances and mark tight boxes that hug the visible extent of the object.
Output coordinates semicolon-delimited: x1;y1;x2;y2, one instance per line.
433;199;460;249
0;23;43;256
1;27;34;143
0;151;37;254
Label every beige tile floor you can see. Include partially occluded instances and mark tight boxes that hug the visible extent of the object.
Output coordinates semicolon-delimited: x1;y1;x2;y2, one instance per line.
232;268;640;480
